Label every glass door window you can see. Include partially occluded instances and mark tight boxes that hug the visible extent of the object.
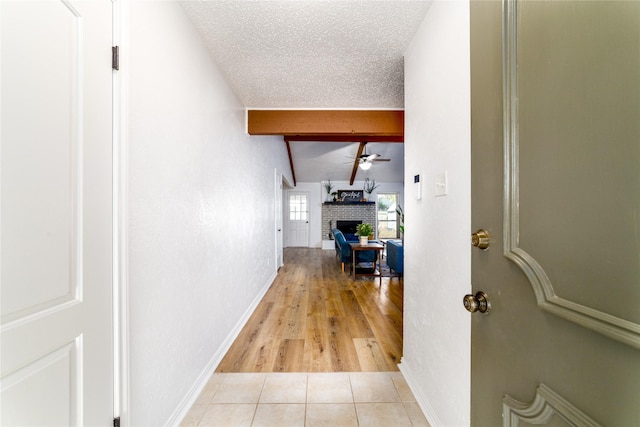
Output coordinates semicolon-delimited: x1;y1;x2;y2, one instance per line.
289;193;308;221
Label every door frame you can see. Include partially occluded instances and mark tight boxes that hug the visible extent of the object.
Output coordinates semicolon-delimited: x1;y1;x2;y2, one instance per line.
113;0;129;424
274;169;284;269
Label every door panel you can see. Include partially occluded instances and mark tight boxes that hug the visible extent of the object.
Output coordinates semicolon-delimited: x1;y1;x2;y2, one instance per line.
1;1;113;425
1;0;80;323
470;1;640;426
1;342;79;425
507;0;640;343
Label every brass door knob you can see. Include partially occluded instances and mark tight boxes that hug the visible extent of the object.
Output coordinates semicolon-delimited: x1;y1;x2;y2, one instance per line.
463;291;491;313
471;229;490;250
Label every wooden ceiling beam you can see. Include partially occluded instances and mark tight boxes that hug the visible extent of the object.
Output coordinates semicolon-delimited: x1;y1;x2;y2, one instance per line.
284;139;297;187
248;110;404;137
283;134;403;143
349;142;366;185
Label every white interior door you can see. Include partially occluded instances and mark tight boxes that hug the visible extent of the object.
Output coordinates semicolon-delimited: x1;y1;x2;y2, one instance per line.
1;1;114;425
286;191;309;247
470;1;640;425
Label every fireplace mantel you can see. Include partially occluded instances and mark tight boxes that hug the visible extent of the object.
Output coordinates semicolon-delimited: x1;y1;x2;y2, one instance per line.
323;202;375;205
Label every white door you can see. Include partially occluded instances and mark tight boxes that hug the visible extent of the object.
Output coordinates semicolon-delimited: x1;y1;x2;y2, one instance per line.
287;191;309;247
275;170;283;268
1;1;114;425
470;1;640;425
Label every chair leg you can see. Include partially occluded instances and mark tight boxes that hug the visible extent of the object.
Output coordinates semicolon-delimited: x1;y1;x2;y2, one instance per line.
341;262;345;273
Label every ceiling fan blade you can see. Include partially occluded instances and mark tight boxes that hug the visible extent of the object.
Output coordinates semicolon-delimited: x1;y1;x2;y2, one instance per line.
372;158;391;162
365;153;380;161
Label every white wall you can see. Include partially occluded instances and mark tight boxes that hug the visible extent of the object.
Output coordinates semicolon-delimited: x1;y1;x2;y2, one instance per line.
127;2;291;425
401;2;471;426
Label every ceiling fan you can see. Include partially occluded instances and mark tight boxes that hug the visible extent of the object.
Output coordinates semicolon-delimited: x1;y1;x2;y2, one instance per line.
358;142;390;170
348;141;394;184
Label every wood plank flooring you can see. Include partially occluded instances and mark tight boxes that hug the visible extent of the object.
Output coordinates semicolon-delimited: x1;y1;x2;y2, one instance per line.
216;247;404;373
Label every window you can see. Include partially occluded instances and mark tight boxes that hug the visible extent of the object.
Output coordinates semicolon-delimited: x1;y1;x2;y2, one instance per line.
377;193;399;239
289;193;308;221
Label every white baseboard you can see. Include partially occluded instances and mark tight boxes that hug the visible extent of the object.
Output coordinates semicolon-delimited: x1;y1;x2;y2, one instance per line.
398;359;444;427
322;240;335;250
165;271;277;427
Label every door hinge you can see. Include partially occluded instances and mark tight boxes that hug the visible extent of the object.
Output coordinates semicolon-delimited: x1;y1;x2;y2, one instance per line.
112;46;119;70
113;417;120;427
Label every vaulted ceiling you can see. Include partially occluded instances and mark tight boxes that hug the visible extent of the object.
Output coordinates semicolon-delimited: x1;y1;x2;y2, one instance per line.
180;0;433;183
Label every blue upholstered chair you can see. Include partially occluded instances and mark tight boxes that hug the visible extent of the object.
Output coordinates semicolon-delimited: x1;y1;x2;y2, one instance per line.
386;240;404;275
332;228;376;273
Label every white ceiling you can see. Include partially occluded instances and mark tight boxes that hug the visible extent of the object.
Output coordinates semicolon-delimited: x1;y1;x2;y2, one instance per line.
288;141;405;183
180;0;432;183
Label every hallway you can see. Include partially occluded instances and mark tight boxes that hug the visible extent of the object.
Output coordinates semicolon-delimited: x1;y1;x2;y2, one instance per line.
181;248;429;425
216;247;404;373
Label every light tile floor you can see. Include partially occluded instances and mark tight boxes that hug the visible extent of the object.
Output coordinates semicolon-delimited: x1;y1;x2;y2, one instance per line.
180;372;430;427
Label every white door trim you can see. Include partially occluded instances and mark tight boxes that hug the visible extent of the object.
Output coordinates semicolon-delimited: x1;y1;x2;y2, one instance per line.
274;169;284;269
113;0;130;424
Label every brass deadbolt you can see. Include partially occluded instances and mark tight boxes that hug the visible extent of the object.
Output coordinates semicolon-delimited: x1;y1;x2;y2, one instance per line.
471;229;490;250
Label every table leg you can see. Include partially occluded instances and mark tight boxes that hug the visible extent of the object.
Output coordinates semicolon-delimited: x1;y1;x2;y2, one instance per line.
352;248;356;278
378;250;382;288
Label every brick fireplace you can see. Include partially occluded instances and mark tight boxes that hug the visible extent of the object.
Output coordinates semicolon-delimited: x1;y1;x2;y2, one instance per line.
322;202;376;240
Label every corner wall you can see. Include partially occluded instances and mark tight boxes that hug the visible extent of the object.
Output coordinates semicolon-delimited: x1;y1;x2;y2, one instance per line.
127;2;291;425
401;1;471;426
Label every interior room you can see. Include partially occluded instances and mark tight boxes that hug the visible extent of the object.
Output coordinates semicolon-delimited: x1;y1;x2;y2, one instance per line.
2;1;639;427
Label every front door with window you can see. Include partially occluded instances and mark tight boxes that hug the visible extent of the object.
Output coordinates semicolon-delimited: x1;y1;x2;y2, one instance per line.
287;191;309;247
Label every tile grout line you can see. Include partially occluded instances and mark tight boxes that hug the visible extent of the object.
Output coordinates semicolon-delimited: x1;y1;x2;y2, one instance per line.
303;373;308;427
348;373;361;427
251;373;268;426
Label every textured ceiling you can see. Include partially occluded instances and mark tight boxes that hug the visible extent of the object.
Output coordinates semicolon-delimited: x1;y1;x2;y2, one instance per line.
180;0;432;108
180;0;432;182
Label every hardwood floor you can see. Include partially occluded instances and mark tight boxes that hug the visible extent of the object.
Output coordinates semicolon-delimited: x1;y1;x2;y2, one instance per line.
216;247;404;373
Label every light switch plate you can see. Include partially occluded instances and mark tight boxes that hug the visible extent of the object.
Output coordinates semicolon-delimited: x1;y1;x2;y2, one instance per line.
435;172;448;197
